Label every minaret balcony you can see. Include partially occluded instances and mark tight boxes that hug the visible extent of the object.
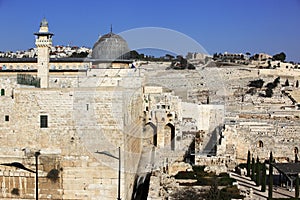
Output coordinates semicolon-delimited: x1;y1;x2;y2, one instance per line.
35;39;52;46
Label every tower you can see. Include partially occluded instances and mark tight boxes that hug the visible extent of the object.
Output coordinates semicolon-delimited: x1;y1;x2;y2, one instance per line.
34;18;54;88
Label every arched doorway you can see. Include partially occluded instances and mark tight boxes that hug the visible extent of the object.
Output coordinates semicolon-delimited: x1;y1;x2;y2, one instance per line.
257;140;263;148
294;147;298;154
294;147;299;162
1;89;5;96
144;122;157;147
165;123;175;150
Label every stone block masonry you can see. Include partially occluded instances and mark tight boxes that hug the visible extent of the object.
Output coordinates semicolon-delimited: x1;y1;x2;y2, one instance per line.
0;81;144;199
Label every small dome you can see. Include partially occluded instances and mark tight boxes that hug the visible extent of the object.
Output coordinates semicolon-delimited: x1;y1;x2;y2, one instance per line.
92;32;130;60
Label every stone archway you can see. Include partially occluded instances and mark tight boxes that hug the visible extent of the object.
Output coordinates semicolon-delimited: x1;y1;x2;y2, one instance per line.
294;147;299;162
164;123;175;150
294;147;298;154
144;122;157;147
257;140;263;148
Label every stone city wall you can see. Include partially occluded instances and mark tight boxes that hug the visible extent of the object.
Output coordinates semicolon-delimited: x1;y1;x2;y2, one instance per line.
0;81;144;199
0;61;89;70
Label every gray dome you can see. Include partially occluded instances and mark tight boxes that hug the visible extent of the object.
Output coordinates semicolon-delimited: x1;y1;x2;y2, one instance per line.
92;32;130;60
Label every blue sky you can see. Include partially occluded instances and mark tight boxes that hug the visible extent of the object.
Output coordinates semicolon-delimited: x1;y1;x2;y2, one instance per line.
0;0;299;62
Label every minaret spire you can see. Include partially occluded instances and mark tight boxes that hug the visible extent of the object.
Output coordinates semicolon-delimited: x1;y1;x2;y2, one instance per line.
34;18;54;88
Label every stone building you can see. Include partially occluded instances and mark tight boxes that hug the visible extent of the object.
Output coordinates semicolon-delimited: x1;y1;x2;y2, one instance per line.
0;18;143;200
0;17;212;200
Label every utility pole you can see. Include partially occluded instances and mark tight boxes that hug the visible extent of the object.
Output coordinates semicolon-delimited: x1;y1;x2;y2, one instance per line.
117;146;121;200
35;151;41;200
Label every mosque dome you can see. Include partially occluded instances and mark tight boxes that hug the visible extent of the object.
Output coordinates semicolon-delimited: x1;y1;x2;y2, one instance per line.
92;31;130;61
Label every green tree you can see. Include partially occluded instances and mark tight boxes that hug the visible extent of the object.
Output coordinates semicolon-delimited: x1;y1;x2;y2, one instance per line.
265;88;273;98
267;60;271;68
268;152;273;199
261;163;266;192
70;51;89;58
207;176;220;200
213;53;218;60
251;157;255;181
256;157;261;186
128;50;140;59
250;54;259;60
273;77;280;87
273;52;286;62
285;79;289;86
247;150;251;177
248;79;264;88
296;175;299;198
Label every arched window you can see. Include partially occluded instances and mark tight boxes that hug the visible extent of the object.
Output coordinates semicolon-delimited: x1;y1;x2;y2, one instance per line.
144;122;157;147
1;89;5;96
294;147;298;154
257;140;263;148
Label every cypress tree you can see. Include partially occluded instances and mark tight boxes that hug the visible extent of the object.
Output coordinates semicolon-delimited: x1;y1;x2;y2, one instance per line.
256;157;261;186
261;163;266;192
285;79;289;86
247;150;251;177
251;157;255;181
296;175;299;198
268;152;273;199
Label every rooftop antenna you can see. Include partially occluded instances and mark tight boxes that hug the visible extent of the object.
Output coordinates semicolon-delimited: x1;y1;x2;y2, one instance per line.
110;24;113;33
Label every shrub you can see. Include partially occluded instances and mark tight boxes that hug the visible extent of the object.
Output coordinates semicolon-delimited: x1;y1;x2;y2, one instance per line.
246;88;256;95
192;165;205;172
174;171;197;179
238;163;247;169
248;79;264;88
220;185;245;200
218;177;235;186
266;82;276;89
265;88;273;97
218;172;230;177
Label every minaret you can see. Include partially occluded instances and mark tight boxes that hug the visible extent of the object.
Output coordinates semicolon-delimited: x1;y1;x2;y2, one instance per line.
34;18;54;88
